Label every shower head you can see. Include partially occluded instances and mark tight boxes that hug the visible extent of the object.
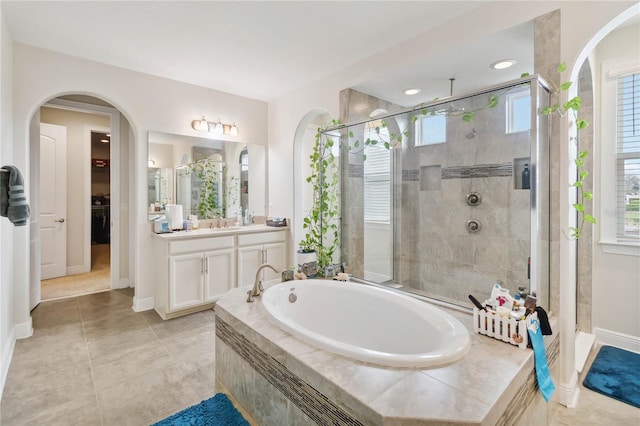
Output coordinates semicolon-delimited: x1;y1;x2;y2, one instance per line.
465;129;477;139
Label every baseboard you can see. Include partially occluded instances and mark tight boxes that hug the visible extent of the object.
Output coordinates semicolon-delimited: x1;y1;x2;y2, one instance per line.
0;328;16;401
593;327;640;354
67;264;90;275
14;318;33;340
557;369;579;408
132;296;154;312
575;331;596;373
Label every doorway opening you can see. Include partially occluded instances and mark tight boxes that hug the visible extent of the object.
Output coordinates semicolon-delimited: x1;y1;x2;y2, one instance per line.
32;95;124;305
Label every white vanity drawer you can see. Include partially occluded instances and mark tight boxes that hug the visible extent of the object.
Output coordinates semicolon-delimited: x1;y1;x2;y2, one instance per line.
169;236;235;255
237;230;286;247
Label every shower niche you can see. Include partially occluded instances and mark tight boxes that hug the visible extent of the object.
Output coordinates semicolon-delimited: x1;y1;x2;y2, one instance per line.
334;75;551;310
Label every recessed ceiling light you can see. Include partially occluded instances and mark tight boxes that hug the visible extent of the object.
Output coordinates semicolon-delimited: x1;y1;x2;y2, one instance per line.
404;88;421;95
100;139;109;143
490;59;517;70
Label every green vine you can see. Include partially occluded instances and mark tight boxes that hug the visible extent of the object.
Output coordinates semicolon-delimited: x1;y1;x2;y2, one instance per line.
300;120;341;273
183;160;239;219
540;62;595;239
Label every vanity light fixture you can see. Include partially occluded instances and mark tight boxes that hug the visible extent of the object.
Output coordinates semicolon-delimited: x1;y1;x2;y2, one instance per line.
404;88;421;95
213;119;224;135
191;116;239;136
148;159;155;167
191;116;210;132
490;59;517;70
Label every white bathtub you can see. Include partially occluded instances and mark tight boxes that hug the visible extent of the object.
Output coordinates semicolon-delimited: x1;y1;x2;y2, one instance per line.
261;279;471;368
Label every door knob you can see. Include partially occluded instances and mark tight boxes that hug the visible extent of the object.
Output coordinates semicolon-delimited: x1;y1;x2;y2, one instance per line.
55;218;65;223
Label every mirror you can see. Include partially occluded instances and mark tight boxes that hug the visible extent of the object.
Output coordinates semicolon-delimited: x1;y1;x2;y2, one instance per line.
147;131;266;219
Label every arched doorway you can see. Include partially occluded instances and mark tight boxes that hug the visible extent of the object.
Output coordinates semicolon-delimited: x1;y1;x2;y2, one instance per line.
28;94;132;311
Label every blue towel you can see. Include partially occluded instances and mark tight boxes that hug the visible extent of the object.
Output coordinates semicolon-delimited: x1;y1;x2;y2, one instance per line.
1;165;30;226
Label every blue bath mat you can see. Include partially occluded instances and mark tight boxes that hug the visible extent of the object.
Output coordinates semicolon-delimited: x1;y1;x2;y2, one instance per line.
152;393;249;426
583;345;640;408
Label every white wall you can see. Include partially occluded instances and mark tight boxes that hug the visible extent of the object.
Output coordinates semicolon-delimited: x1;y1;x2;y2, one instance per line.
591;23;640;349
0;8;15;399
10;42;268;330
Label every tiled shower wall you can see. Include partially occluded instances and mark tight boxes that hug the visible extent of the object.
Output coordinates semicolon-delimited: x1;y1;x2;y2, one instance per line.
399;90;533;303
339;83;547;307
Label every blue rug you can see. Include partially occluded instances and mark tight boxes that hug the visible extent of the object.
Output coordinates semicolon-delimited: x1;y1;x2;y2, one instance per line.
152;393;249;426
583;345;640;408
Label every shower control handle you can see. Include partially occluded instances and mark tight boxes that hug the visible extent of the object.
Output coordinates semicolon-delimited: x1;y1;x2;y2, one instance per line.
466;219;482;233
466;192;482;206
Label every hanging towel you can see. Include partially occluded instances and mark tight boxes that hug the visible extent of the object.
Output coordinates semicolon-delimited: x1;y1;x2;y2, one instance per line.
0;165;30;226
528;319;555;401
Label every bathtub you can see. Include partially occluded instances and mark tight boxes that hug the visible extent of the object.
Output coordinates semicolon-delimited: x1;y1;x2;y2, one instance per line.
261;279;471;368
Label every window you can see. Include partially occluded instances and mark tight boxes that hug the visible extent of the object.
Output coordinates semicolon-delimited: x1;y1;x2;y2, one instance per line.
601;55;640;253
616;72;640;240
364;124;391;222
506;90;531;134
415;114;446;145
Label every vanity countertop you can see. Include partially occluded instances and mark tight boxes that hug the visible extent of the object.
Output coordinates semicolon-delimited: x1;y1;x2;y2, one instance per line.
152;224;289;240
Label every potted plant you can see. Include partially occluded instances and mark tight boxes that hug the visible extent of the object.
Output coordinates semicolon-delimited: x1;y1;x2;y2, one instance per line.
297;238;318;278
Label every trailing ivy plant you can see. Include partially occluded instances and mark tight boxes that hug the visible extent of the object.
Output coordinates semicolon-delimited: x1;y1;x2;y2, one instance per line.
300;120;341;274
537;62;594;239
187;158;223;219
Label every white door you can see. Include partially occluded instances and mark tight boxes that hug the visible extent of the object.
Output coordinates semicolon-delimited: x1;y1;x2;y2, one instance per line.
40;123;67;280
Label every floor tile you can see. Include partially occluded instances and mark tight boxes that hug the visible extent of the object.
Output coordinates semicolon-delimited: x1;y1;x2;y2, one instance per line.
143;310;212;339
97;364;201;426
91;340;175;391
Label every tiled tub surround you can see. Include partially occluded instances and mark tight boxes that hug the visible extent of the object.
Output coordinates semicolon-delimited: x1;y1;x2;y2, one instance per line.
215;285;559;425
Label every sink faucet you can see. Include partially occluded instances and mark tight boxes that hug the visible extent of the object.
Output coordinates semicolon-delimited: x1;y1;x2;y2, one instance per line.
247;263;280;302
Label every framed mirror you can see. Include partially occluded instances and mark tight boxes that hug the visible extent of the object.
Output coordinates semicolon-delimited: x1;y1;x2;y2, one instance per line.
147;131;266;220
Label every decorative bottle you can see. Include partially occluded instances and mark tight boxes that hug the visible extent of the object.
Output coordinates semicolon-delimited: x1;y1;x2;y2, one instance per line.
521;163;530;189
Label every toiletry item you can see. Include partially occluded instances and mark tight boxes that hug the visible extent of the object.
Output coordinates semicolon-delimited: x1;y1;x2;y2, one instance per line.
336;272;349;282
524;294;537;314
243;209;249;226
490;282;503;301
165;204;184;230
324;264;336;278
235;209;242;227
497;306;511;319
282;269;294;282
468;294;486;311
522;163;530;189
189;215;199;230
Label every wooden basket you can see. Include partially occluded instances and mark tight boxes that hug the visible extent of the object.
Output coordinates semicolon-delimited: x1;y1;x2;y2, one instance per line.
472;308;537;349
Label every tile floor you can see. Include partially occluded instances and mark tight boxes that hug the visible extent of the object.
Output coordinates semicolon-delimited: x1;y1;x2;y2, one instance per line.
1;288;638;425
0;288;254;426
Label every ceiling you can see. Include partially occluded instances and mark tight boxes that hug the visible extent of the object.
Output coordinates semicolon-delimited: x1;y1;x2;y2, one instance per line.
1;1;535;105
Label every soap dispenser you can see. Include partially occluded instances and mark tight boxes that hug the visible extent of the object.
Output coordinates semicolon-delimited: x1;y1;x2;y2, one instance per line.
521;163;530;189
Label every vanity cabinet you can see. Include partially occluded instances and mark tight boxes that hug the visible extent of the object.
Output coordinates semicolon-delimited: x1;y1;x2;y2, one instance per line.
155;235;235;319
237;231;287;287
152;226;289;319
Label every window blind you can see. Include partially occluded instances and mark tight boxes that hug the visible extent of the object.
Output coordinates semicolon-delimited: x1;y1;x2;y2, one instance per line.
364;130;392;223
616;72;640;240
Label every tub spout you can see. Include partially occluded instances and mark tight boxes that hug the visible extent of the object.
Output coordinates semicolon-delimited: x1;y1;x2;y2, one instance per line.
247;263;280;302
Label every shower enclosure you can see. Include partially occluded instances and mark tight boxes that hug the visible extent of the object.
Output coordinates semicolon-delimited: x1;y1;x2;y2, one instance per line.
326;75;550;309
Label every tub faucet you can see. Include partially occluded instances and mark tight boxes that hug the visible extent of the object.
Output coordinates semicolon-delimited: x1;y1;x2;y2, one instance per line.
247;263;280;302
